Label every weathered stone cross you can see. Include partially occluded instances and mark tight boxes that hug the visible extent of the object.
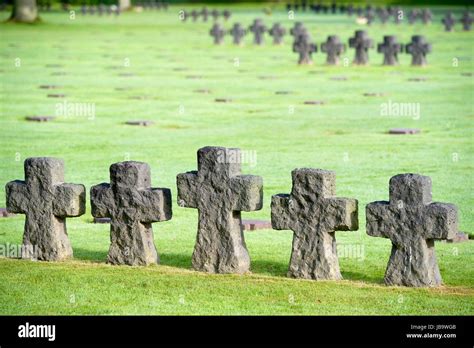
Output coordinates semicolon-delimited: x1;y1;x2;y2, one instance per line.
321;35;346;65
210;23;225;45
293;33;317;65
378;8;390;24
229;23;246;45
271;169;358;280
268;23;286;44
349;30;373;65
249;19;267;45
377;35;403;66
421;9;432;24
6;157;85;261
442;12;455;31
177;146;263;274
366;174;458;287
90;161;172;266
290;22;305;37
461;11;473;31
405;35;432;66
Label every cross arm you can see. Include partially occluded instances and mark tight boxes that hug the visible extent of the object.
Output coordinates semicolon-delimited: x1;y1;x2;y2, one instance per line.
230;175;263;212
326;197;358;231
271;194;292;230
365;201;391;238
423;202;458;240
90;183;114;218
53;183;86;217
5;180;28;214
176;171;199;208
138;188;172;223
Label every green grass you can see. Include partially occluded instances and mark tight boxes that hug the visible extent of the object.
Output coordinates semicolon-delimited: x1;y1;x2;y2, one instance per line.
0;4;473;315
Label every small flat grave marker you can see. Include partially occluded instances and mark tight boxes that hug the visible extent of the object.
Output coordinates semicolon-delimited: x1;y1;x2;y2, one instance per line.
304;100;325;105
215;98;232;103
388;128;420;134
25;116;55;122
125;120;155;126
47;94;66;98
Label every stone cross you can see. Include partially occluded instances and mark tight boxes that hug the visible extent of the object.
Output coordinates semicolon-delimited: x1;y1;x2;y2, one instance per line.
293;32;317;65
201;7;209;21
290;22;305;37
249;19;267;45
378;8;390;24
190;10;199;22
349;30;373;65
377;35;403;65
222;9;231;21
321;35;345;65
405;35;432;66
366;174;458;287
365;9;375;25
229;22;246;45
271;169;358;280
6;157;86;261
90;161;172;266
210;23;225;45
442;12;455;31
461;11;473;31
421;9;432;24
211;9;219;21
268;23;286;44
393;6;402;24
408;9;419;24
176;146;263;274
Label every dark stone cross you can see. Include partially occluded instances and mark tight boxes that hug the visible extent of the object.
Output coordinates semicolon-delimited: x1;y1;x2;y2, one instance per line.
408;9;419;24
210;23;225;45
211;9;219;21
290;22;305;37
229;23;246;45
268;23;286;45
176;146;263;274
201;7;209;21
406;35;432;66
366;174;458;287
377;35;403;65
90;161;172;266
6;158;86;261
249;19;267;45
442;12;455;31
222;9;231;21
378;8;390;23
271;169;358;280
461;11;473;31
349;30;373;65
365;9;375;25
190;10;199;22
321;35;346;65
293;33;317;65
421;9;432;24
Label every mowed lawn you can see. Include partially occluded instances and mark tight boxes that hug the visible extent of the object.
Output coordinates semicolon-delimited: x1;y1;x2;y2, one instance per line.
0;4;473;315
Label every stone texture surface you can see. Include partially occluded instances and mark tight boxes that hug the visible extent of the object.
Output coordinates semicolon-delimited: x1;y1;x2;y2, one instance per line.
366;174;458;287
271;169;358;280
210;23;225;44
249;19;267;45
321;35;345;65
90;161;172;266
229;23;246;45
377;35;403;65
268;23;286;44
405;36;432;66
5;157;85;261
349;30;373;65
177;146;263;274
293;32;317;65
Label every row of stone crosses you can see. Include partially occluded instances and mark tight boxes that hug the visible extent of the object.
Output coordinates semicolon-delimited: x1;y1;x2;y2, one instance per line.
286;1;472;29
6;147;459;288
211;21;431;66
180;7;232;22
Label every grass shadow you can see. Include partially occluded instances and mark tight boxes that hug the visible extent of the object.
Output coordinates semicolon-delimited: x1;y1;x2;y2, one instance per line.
73;248;108;263
341;270;384;285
